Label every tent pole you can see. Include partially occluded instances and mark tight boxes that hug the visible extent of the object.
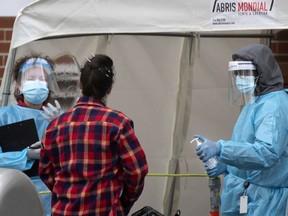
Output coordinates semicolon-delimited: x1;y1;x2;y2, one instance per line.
1;49;16;107
37;32;275;41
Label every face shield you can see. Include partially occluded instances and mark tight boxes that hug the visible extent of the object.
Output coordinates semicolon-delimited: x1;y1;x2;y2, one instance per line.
228;61;258;105
18;58;59;94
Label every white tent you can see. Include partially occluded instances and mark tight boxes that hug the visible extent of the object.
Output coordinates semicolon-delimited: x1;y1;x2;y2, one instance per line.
1;0;288;215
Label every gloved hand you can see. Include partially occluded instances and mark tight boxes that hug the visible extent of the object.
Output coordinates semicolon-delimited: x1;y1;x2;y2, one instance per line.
40;100;61;121
195;135;221;162
205;159;227;177
27;141;41;160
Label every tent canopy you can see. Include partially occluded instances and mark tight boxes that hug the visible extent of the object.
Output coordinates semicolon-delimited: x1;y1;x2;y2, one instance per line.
11;0;288;48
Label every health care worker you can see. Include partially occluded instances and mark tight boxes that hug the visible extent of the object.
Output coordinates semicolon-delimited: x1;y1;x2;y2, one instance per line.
195;44;288;215
0;55;61;215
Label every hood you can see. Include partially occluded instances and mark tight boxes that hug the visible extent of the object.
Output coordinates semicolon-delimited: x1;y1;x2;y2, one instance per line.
232;44;283;96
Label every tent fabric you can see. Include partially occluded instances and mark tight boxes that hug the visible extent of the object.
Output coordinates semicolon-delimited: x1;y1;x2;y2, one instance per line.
163;37;195;215
11;0;288;48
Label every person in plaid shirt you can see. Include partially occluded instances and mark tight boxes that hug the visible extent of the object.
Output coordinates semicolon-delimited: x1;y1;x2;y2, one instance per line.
39;54;148;216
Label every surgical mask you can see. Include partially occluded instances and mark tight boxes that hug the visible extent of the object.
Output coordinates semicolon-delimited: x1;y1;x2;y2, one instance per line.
235;75;256;94
22;80;49;104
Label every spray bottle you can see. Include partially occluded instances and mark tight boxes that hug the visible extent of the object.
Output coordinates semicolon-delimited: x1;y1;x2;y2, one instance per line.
191;137;221;216
191;137;218;169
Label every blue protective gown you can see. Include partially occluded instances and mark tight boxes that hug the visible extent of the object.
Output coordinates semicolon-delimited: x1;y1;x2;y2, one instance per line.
0;104;51;216
218;91;288;215
217;44;288;215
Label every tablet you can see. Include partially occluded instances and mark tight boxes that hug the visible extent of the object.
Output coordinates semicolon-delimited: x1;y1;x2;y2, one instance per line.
0;119;39;152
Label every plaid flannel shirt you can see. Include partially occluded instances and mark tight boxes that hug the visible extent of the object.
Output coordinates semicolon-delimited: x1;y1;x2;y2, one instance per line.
39;96;148;216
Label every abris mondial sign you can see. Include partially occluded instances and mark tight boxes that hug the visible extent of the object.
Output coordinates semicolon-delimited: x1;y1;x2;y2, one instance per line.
210;0;276;27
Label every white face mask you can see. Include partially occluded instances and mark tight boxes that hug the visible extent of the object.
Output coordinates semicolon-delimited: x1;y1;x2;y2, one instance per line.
235;76;256;94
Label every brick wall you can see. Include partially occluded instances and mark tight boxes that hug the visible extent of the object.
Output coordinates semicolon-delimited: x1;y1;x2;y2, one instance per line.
270;30;288;88
0;17;15;86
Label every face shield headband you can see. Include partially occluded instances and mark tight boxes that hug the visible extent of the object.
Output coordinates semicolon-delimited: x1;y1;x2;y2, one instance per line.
228;61;257;106
19;58;52;74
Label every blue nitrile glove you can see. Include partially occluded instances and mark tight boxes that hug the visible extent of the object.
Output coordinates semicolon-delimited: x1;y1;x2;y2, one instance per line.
205;158;227;177
194;135;221;162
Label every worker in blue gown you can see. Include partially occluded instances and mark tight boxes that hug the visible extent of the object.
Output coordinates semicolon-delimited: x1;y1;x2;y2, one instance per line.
0;55;61;216
195;44;288;215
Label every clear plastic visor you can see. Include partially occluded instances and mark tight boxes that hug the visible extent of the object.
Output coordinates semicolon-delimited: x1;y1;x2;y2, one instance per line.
228;61;257;105
18;58;59;93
